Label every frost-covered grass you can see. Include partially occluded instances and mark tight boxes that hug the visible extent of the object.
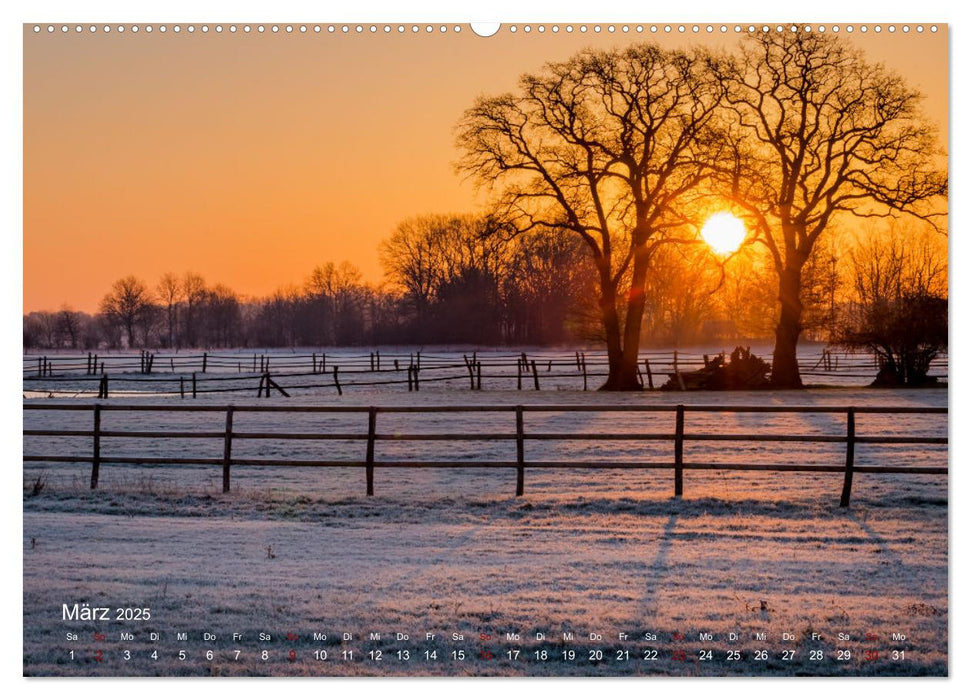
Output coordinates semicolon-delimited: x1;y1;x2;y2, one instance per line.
22;387;948;676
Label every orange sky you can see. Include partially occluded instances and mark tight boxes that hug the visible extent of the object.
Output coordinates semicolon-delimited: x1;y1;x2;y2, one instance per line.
23;24;948;313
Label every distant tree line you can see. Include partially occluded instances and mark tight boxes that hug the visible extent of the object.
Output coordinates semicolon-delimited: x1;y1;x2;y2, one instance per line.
23;211;944;354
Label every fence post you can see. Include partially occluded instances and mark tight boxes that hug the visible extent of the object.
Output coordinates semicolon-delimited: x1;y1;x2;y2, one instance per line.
515;406;525;497
192;372;197;399
476;361;482;390
333;366;343;396
517;361;522;390
366;407;377;496
90;404;101;490
644;359;654;389
531;360;540;390
840;407;856;507
674;351;686;391
202;352;208;373
222;407;234;493
674;405;685;498
582;353;588;391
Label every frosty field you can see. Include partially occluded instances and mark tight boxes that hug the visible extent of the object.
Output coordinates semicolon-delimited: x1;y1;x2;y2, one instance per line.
22;384;947;677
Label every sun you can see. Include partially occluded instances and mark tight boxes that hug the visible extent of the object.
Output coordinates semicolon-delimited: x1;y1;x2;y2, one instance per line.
700;212;747;255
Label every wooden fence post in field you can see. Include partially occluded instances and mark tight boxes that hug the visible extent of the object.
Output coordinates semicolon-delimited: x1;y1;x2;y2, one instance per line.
674;351;686;391
515;405;525;497
840;407;857;508
407;365;414;391
366;407;377;496
531;360;540;390
192;372;197;399
476;361;482;390
517;361;522;390
180;376;185;399
90;404;101;490
222;407;234;493
582;354;588;391
413;366;420;391
644;359;654;389
202;352;208;373
674;405;685;498
37;357;41;377
333;366;343;396
265;374;290;398
376;351;381;371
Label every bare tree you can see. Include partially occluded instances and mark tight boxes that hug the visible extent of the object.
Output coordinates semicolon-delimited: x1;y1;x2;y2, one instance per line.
712;30;947;387
56;307;83;348
99;276;153;348
181;272;207;348
380;214;512;342
838;222;947;385
457;44;723;390
157;272;181;348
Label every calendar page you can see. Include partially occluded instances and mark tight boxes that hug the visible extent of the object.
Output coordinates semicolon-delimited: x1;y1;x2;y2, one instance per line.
21;17;949;679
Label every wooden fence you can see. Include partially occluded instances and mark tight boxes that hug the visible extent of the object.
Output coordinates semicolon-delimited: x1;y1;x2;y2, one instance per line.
23;349;950;398
22;403;947;507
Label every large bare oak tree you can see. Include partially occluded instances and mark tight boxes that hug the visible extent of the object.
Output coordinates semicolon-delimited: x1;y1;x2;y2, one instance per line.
457;44;722;390
712;31;946;388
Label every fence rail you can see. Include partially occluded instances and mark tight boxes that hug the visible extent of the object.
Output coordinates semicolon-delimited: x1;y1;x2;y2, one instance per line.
22;348;949;397
22;402;947;507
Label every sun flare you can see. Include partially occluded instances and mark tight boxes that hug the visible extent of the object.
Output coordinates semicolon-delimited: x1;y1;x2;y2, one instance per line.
701;212;747;255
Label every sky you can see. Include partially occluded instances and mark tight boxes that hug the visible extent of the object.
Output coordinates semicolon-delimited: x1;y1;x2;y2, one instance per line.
23;24;948;313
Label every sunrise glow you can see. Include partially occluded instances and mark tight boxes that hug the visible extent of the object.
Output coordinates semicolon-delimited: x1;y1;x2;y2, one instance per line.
701;212;747;255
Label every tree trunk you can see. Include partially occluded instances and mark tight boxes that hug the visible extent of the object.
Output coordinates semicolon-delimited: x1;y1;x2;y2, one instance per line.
598;280;627;390
771;264;804;388
601;244;649;391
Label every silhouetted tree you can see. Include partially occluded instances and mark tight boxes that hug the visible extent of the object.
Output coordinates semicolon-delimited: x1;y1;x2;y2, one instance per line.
181;272;207;347
56;307;83;348
711;31;947;388
381;214;511;343
458;44;723;389
157;272;181;348
99;276;153;348
838;224;947;386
